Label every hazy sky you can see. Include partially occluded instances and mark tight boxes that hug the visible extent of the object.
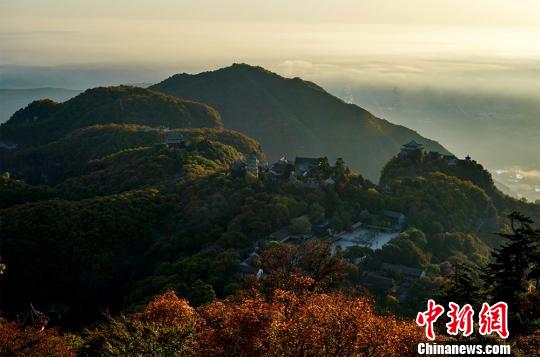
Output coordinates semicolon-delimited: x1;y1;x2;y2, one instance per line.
1;1;539;95
2;0;540;26
1;0;540;66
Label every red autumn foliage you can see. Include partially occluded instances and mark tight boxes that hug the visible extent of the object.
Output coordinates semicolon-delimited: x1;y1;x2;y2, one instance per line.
195;289;424;356
512;329;540;356
0;320;73;356
256;241;358;296
195;294;279;356
78;288;425;356
3;290;536;356
0;290;425;356
136;290;195;327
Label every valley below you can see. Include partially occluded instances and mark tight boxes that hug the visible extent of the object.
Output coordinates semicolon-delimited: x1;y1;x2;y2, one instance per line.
326;83;540;202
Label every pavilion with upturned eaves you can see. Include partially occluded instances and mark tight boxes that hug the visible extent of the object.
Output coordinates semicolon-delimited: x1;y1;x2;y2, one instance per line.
398;140;424;157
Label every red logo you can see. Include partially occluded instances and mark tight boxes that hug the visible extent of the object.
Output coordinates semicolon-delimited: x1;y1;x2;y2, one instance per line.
478;302;509;339
446;302;474;337
416;300;509;340
416;299;445;340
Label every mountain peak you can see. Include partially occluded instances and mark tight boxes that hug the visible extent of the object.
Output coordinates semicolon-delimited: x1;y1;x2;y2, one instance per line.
227;63;277;75
150;65;450;180
221;63;324;90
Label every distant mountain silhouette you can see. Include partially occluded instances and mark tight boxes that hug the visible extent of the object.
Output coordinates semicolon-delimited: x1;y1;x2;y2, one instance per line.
151;63;450;179
0;88;81;124
0;86;222;147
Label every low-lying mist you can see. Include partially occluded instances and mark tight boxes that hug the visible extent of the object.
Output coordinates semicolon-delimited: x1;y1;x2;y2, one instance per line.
1;57;539;201
275;59;540;201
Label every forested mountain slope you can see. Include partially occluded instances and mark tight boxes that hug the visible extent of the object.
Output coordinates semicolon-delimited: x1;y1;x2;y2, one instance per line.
151;63;450;180
0;86;222;147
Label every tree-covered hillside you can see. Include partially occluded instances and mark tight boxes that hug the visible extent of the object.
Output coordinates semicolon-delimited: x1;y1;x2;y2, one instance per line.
0;125;268;321
2;129;533;325
1;124;262;186
0;87;81;124
150;63;450;180
0;86;222;147
0;78;538;353
380;151;540;224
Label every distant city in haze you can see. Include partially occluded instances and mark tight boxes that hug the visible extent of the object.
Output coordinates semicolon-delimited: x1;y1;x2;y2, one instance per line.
1;0;539;200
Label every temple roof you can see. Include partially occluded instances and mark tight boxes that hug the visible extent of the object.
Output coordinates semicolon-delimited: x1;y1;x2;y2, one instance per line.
165;131;183;144
401;140;424;151
384;210;405;219
402;140;423;149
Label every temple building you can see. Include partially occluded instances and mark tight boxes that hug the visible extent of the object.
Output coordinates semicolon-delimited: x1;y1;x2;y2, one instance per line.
442;154;458;166
270;157;290;178
398;140;424;157
294;157;321;177
246;154;259;177
383;210;406;229
164;131;184;150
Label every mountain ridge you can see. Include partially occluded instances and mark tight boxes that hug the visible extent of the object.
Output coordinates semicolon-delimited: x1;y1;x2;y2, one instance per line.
1;124;262;187
151;63;450;179
0;85;222;147
0;87;82;124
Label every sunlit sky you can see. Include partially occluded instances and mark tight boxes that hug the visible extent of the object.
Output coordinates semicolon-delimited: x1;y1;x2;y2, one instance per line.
1;0;540;105
1;0;540;66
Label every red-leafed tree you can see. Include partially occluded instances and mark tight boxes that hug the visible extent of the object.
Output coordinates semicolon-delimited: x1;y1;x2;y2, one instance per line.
0;320;73;356
80;291;196;356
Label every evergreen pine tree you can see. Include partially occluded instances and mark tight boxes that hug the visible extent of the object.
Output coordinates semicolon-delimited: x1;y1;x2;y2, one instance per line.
482;212;540;332
436;261;481;309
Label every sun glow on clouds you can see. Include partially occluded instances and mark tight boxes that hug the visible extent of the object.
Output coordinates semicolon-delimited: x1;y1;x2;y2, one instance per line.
1;0;540;68
1;17;539;96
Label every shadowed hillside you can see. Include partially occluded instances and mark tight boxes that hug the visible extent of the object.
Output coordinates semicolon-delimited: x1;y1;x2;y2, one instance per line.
0;88;81;124
0;86;222;147
0;124;263;186
151;63;450;179
380;151;540;226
